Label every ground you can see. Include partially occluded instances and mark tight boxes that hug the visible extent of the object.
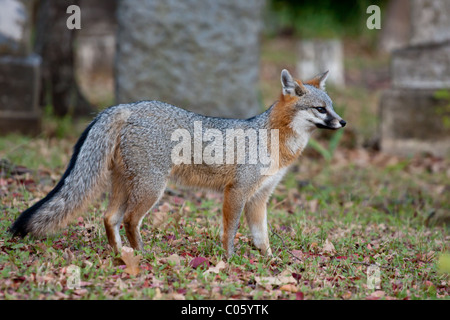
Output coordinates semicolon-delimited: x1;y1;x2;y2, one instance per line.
0;36;448;300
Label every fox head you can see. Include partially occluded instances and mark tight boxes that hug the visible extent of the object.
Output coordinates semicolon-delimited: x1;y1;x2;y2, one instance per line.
279;69;346;131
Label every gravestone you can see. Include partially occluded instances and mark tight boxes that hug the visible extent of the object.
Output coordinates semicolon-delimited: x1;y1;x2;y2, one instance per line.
115;0;265;119
391;43;450;89
297;39;345;87
409;0;450;46
76;0;116;76
378;0;411;52
380;0;450;157
75;0;117;104
0;0;41;135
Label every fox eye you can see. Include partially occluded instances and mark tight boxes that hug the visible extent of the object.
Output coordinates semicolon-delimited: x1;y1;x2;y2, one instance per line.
316;107;327;114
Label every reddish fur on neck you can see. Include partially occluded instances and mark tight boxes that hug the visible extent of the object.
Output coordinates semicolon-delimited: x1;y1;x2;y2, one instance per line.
268;93;303;168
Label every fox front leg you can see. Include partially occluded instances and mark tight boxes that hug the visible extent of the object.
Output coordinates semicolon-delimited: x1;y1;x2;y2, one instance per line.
221;186;246;258
244;195;272;256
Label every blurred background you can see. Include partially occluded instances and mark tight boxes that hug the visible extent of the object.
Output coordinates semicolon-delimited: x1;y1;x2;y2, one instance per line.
0;0;449;223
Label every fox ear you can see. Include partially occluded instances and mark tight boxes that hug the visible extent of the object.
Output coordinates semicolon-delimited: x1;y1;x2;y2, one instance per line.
281;69;306;97
305;70;329;91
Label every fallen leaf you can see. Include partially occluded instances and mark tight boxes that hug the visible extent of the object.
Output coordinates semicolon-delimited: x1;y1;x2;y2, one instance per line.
296;292;304;300
167;254;181;266
62;248;74;262
307;199;318;212
82;260;93;269
205;261;226;274
159;202;172;213
342;291;352;300
280;284;297;293
291;250;303;260
121;246;141;276
152;211;168;229
115;278;128;290
73;288;88;296
189;257;210;269
366;290;385;300
55;291;69;299
168;293;185;300
291;272;302;283
322;239;336;255
154;288;162;300
255;274;296;286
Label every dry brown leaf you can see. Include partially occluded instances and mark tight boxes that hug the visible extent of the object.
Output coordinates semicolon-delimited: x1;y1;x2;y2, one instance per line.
205;260;226;274
280;284;298;293
73;288;88;296
121;246;141;276
167;254;182;266
322;239;336;255
168;293;185;300
255;274;296;286
342;291;352;300
62;248;74;262
159;202;172;213
152;211;168;228
367;290;385;300
154;288;162;300
307;199;318;212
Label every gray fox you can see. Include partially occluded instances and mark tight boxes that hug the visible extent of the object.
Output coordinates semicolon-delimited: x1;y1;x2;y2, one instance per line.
10;69;346;257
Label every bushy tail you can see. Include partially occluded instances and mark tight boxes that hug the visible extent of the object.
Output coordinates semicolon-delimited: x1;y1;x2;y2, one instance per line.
10;108;128;238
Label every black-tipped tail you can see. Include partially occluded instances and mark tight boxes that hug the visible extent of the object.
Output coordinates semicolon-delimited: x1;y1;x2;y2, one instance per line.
9;117;99;238
9;193;55;238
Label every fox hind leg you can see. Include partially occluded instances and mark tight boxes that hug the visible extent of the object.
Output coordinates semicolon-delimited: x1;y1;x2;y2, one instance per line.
104;201;127;255
104;167;130;254
123;181;166;251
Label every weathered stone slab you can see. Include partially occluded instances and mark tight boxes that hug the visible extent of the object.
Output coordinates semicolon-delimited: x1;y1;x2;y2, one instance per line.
297;39;344;87
115;0;264;119
0;0;33;56
378;0;411;52
410;0;450;46
380;89;450;157
0;112;41;135
391;41;450;89
379;0;450;157
0;54;41;135
76;0;116;75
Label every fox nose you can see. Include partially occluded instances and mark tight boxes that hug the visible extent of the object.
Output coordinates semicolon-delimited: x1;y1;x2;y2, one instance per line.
339;120;347;127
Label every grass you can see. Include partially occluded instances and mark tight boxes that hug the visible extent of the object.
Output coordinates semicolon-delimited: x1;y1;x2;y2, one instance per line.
0;117;448;299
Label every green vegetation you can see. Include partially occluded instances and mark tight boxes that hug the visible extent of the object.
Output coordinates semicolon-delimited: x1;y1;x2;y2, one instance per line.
267;0;388;38
434;89;450;129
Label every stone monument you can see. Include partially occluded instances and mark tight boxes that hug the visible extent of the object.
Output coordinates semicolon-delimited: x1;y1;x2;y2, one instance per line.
380;0;450;157
297;39;345;87
0;0;41;135
115;0;265;119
